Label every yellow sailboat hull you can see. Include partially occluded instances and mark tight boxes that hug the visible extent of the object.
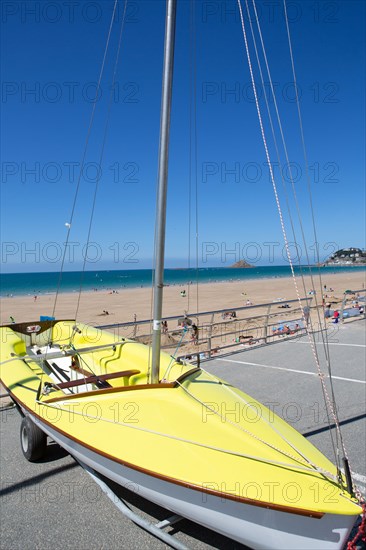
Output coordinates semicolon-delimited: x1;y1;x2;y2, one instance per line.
0;320;361;549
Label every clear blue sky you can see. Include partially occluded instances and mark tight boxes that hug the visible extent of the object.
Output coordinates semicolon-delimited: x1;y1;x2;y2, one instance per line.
1;0;365;273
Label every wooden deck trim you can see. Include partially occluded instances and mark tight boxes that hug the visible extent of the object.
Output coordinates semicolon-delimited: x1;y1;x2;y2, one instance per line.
45;366;199;401
44;381;175;403
51;369;141;390
175;367;201;383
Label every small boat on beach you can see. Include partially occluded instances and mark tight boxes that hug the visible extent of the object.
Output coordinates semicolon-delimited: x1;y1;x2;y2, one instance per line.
0;1;363;548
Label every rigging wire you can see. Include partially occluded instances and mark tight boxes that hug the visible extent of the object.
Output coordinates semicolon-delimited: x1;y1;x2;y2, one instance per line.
237;0;347;479
46;0;129;395
187;0;200;315
187;0;193;312
236;0;303;337
51;0;119;320
187;1;193;312
245;0;340;468
161;327;189;380
248;0;320;319
74;0;129;321
282;0;349;469
193;4;200;317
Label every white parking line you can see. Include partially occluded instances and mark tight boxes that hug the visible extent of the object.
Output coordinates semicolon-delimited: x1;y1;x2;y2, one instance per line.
290;342;366;348
217;359;366;384
351;471;366;487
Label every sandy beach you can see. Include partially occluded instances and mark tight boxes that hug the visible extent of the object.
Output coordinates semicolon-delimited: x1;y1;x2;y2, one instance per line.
1;270;364;326
0;270;364;408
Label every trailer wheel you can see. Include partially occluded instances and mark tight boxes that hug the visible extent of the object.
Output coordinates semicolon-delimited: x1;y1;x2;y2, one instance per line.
20;416;47;461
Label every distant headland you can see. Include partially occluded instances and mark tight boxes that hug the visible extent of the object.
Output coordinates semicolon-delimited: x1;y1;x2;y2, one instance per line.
323;247;366;266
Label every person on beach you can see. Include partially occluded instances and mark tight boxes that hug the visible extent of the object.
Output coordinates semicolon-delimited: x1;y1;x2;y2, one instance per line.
162;320;168;334
191;323;198;344
324;306;331;319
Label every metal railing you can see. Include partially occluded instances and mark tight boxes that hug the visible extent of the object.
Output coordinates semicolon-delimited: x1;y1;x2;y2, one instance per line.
97;296;313;360
340;288;366;322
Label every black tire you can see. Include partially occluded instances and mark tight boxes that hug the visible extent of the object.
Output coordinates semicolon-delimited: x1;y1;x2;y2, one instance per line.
20;416;47;462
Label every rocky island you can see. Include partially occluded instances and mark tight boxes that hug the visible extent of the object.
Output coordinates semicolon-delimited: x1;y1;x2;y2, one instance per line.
229;260;254;268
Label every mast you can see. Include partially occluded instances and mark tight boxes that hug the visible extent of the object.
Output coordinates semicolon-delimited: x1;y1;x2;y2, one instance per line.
151;0;177;384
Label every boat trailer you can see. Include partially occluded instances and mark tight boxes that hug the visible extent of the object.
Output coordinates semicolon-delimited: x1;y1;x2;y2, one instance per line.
78;460;189;550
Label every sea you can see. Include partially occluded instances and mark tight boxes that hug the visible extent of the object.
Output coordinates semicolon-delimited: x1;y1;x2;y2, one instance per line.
1;265;365;298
